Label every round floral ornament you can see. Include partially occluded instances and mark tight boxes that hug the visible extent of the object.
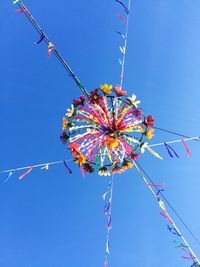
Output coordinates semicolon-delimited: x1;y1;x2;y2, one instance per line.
60;84;161;176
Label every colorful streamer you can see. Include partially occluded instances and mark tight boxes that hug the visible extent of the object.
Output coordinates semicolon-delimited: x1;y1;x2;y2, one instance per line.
182;139;192;157
34;32;45;44
117;13;127;25
168;225;181;237
116;0;129;14
63;161;72;174
13;0;21;4
19;166;33;180
116;31;126;39
4;170;15;182
164;142;179;158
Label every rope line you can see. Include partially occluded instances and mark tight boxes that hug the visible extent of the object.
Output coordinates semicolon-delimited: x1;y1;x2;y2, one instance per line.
153;127;200;142
149;136;200;148
15;1;89;96
136;162;200;247
134;162;200;264
119;0;131;89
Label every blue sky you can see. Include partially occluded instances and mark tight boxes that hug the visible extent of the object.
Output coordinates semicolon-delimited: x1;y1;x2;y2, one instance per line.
1;0;200;266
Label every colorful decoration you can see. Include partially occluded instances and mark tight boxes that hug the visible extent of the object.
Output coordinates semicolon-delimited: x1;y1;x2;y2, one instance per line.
61;85;160;175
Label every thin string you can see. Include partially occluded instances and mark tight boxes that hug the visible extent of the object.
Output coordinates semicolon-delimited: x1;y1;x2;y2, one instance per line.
153;127;200;142
149;136;200;147
134;162;200;264
104;174;115;266
119;0;131;89
15;1;89;97
0;159;73;174
135;162;200;247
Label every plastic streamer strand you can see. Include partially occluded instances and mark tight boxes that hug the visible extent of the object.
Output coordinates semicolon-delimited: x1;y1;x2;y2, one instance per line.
14;0;89;97
0;159;73;176
103;174;114;267
134;162;200;265
116;0;131;89
149;136;199;148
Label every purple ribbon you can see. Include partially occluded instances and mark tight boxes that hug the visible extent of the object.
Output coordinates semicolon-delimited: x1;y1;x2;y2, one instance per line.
116;0;129;14
63;161;72;174
164;143;179;158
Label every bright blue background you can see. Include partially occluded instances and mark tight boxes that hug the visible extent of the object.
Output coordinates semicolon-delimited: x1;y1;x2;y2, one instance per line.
1;0;200;266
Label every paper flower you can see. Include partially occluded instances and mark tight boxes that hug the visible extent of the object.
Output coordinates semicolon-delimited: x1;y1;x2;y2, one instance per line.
66;104;75;118
83;163;94;173
62;117;68;131
89;89;102;104
122;160;133;170
112;165;123;174
144;115;154;127
140;142;148;153
106;138;119;150
145;128;154;139
100;84;113;94
114;85;127;96
98;167;111;176
60;132;69;144
127;94;140;107
75;154;87;166
73;95;85;106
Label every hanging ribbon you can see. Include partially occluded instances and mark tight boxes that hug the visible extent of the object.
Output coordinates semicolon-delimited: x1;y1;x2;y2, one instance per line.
41;164;49;170
116;31;126;39
182;139;192;157
104;203;111;216
164;142;179;158
4;170;15;182
182;248;196;260
34;32;45;44
167;225;181;236
119;46;125;54
118;59;123;66
13;0;21;4
48;42;55;57
16;8;24;14
19;166;33;180
106;215;112;230
147;183;165;187
117;13;127;25
174;240;188;248
116;0;129;14
63;161;72;174
160;212;174;224
159;200;166;211
146;146;163;160
156;189;164;201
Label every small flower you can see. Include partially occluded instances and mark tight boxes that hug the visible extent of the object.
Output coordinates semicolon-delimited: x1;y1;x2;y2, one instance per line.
62;117;68;131
122;160;133;171
83;163;94;173
89;89;103;104
98;166;111;176
140;142;148;153
73;95;86;106
66;104;75;118
131;154;140;161
144;115;154;127
145;128;154;139
68;142;80;157
100;84;113;94
114;85;127;96
106;137;119;150
75;154;87;166
127;94;140;107
112;165;123;174
60;132;69;144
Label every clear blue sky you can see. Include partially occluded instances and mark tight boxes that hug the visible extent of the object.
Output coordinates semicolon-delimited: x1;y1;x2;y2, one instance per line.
1;0;200;266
